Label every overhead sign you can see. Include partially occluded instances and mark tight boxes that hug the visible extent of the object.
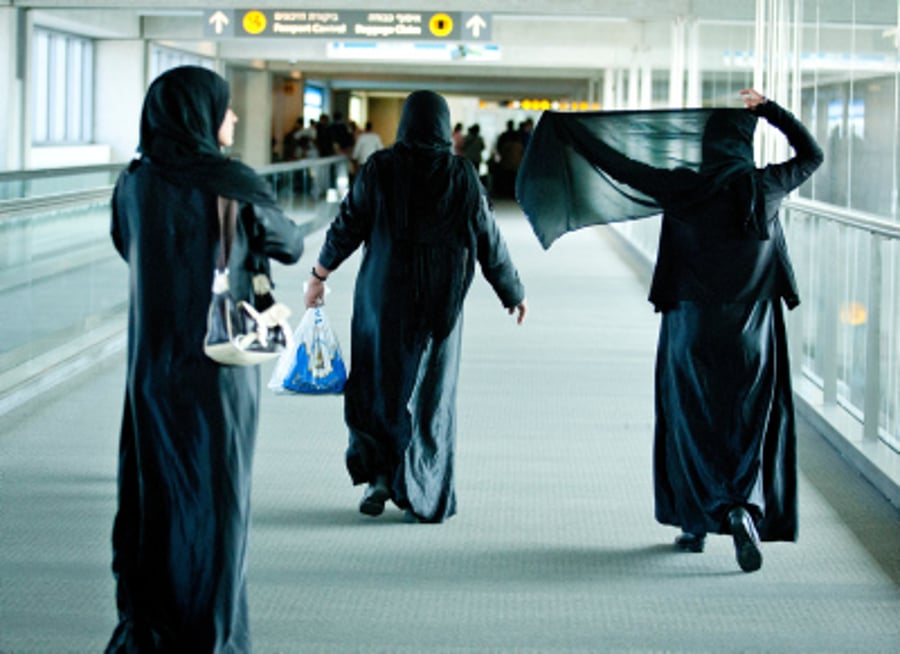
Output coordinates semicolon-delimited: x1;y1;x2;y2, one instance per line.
204;10;492;41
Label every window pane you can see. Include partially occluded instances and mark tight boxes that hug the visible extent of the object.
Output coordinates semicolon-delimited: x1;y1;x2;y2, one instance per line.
82;42;94;142
50;34;67;142
32;28;94;145
67;38;83;141
799;0;899;219
32;31;49;143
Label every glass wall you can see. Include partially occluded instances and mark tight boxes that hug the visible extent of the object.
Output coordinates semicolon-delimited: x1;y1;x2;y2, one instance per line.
788;0;899;449
797;1;899;221
31;28;94;145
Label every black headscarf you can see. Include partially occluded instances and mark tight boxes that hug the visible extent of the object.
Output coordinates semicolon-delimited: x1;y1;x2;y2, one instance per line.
388;90;471;232
378;90;481;339
137;65;275;207
699;108;757;176
396;90;453;151
516;107;767;248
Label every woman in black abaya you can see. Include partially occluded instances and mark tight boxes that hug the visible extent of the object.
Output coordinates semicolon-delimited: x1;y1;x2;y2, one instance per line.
517;89;823;572
107;66;305;651
305;90;527;523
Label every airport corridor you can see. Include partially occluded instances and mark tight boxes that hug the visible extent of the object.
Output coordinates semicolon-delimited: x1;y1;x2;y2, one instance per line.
1;203;898;653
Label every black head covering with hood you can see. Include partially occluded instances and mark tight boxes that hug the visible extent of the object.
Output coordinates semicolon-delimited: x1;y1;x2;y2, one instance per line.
389;89;480;233
516;107;768;248
137;65;275;207
395;89;454;150
374;90;483;339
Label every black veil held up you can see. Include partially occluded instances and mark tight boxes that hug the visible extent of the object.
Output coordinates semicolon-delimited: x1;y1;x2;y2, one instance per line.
137;65;275;207
515;108;765;249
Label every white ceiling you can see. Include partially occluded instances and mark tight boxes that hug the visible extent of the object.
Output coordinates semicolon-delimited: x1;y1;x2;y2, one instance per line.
21;1;898;100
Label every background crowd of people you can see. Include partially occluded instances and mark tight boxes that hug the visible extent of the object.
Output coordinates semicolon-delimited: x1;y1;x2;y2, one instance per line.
454;118;534;198
278;112;535;199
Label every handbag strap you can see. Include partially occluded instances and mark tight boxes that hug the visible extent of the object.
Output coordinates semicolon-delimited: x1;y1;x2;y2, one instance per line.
215;196;238;272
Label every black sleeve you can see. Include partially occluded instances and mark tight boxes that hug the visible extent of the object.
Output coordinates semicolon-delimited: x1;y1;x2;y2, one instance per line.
247;203;305;265
317;160;375;271
475;192;525;308
111;182;127;261
755;100;824;195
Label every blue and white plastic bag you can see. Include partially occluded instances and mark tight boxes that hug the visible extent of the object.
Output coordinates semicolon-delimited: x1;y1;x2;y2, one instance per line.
268;306;347;394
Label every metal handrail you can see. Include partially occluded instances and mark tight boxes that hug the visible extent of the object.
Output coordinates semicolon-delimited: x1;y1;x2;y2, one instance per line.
0;187;114;221
0;157;349;222
257;155;347;175
0;162;126;182
0;156;348;183
784;197;900;239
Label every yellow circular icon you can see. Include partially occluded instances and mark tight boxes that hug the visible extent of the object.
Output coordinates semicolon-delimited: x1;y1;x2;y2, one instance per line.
429;13;453;38
242;10;267;35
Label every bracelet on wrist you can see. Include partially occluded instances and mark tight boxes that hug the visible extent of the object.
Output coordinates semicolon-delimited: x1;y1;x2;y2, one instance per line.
310;267;328;282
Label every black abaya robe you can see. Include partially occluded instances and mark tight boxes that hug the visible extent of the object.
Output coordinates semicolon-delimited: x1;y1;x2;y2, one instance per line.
317;91;525;523
517;100;822;540
107;67;304;652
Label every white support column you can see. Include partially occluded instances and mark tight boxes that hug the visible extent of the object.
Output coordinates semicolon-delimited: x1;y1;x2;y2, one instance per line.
753;0;766;96
628;59;640;109
669;17;685;108
586;78;597;106
603;68;616;110
685;19;701;107
94;40;146;163
893;0;900;221
755;0;799;163
228;67;273;169
641;63;653;109
615;68;626;109
0;8;24;170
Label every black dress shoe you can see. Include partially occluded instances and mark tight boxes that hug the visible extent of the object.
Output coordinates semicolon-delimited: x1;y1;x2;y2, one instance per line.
359;476;390;517
674;532;706;553
728;507;763;572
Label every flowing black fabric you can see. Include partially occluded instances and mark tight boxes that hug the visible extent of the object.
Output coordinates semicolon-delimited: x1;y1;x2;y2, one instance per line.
516;100;822;542
107;66;304;653
516;107;769;248
317;90;524;523
654;301;798;541
519;102;823;311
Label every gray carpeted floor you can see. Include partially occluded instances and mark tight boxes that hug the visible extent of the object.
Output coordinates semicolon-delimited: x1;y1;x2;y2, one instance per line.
1;204;898;653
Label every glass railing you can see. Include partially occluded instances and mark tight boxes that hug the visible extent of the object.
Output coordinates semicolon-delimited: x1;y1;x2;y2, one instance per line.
782;198;900;452
612;199;900;457
0;157;346;404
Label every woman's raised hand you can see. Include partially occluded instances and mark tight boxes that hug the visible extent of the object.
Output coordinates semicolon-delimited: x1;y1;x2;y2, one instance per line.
739;88;767;111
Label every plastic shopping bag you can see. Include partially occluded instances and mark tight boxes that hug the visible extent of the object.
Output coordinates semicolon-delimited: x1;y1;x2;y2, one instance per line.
268;306;347;394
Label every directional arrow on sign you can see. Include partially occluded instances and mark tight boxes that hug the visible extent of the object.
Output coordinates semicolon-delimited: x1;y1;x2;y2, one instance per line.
465;14;486;38
209;10;230;35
